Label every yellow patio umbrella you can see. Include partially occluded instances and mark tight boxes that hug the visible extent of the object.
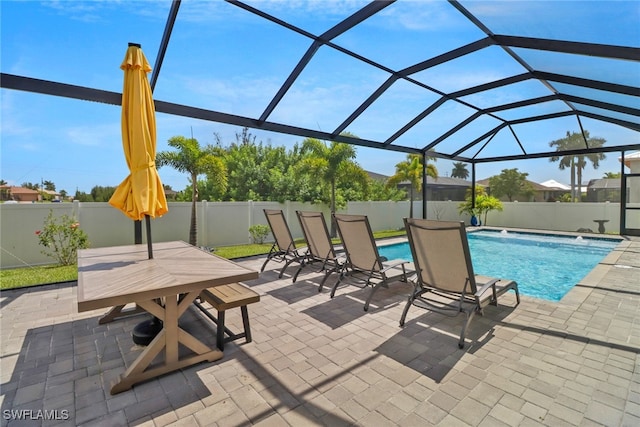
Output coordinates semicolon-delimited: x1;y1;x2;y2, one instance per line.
109;43;168;259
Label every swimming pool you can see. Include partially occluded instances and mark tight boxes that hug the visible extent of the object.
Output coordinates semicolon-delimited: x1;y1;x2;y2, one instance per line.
378;230;620;301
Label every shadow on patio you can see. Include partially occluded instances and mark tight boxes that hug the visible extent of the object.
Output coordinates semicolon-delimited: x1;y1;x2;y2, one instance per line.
1;242;639;426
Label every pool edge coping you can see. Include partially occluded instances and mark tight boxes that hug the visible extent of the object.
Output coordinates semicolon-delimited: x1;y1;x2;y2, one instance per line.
376;226;629;307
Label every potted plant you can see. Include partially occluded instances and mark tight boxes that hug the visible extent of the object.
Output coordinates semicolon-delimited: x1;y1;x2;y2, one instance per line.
458;186;503;226
475;194;503;226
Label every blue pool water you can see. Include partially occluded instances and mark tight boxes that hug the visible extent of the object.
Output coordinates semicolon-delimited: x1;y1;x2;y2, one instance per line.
378;230;620;301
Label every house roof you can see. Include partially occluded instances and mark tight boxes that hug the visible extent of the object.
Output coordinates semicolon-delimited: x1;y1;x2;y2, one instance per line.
620;151;640;168
366;171;389;181
8;187;40;195
1;1;637;166
476;178;563;192
425;176;472;188
539;179;570;190
588;178;621;190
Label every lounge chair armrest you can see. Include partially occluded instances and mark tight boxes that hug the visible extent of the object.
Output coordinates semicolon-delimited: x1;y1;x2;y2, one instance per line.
295;247;309;256
474;278;500;298
380;259;409;273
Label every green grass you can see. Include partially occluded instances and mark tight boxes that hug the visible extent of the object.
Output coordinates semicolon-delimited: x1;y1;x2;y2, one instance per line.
1;264;77;290
213;229;406;259
1;229;407;290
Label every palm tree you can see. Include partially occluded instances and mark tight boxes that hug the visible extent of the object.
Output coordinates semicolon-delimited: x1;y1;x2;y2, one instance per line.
300;137;362;237
549;131;606;202
157;136;227;246
451;162;469;179
387;154;437;218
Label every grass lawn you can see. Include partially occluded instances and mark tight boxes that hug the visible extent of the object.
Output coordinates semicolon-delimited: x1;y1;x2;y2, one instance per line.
0;265;77;290
1;229;406;290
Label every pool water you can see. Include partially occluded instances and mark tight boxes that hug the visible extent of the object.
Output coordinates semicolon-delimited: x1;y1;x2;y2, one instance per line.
378;230;620;301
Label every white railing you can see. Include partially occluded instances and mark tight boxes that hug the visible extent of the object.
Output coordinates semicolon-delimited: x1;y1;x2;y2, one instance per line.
0;200;621;269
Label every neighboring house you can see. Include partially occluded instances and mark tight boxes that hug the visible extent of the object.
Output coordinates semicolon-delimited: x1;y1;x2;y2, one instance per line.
424;176;472;201
41;189;62;201
366;171;388;182
538;179;572;202
587;178;621;202
478;178;567;202
477;178;532;201
3;186;41;202
164;188;179;201
370;171;472;201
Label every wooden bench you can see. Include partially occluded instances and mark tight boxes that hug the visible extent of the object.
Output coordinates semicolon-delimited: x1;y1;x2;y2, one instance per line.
195;283;260;350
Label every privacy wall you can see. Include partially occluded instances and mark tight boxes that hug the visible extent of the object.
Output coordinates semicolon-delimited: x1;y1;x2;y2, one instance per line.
0;201;621;269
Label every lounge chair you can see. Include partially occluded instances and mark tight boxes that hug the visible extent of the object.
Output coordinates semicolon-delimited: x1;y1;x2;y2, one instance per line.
293;210;345;289
332;213;413;311
261;209;307;278
400;218;520;349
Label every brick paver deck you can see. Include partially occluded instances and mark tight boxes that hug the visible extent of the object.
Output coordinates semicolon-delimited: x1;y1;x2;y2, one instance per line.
1;237;639;426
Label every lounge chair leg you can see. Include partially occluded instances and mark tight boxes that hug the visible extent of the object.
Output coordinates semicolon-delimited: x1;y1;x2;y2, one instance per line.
319;270;332;292
330;277;343;299
292;263;304;283
458;310;476;349
278;262;288;278
399;296;413;327
278;258;298;278
364;282;384;311
260;256;271;273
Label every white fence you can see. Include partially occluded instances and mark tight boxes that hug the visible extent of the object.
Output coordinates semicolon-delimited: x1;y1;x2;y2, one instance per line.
0;200;622;269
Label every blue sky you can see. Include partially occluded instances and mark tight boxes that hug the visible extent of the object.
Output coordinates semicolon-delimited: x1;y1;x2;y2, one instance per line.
1;0;638;195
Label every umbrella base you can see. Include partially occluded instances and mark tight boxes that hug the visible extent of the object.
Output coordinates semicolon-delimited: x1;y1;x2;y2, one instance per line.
132;317;163;346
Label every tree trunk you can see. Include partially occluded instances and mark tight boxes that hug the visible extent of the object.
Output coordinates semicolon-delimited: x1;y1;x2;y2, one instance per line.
570;159;576;202
330;179;337;238
189;173;198;246
409;185;414;218
577;164;583;203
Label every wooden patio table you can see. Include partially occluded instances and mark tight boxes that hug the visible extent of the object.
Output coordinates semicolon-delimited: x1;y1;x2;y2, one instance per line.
77;240;258;394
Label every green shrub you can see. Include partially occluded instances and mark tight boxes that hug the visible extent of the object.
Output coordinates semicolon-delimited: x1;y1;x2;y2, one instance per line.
249;224;270;244
35;210;89;266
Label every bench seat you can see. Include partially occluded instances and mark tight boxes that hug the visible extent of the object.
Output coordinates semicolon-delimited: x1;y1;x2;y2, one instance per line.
196;283;260;350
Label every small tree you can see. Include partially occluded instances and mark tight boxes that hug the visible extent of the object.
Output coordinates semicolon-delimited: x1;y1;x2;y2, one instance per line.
475;194;503;225
35;210;89;265
458;186;503;225
157;136;227;246
488;168;534;201
300;136;367;237
248;224;269;244
387;154;437;218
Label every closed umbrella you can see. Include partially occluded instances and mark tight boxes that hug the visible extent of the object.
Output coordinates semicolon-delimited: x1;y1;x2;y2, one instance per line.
109;43;168;259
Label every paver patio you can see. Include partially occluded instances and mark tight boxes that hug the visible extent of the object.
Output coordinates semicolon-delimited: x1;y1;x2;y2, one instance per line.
1;237;639;426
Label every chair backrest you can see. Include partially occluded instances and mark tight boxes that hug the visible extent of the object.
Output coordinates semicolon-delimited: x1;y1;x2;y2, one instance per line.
333;214;382;272
404;218;477;294
297;211;336;261
263;209;296;252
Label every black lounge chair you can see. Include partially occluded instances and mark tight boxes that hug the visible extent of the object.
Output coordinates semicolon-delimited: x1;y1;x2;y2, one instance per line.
332;213;413;311
261;209;307;278
293;210;345;289
400;218;520;349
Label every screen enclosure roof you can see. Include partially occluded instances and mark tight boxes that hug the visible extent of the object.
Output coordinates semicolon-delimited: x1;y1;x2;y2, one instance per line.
2;0;639;164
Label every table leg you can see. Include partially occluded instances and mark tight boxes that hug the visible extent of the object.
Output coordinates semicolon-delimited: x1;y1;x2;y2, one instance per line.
98;304;146;324
109;291;223;395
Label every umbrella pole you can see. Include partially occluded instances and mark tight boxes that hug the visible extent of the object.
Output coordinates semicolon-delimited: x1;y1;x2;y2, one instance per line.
145;215;153;259
131;214;161;346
